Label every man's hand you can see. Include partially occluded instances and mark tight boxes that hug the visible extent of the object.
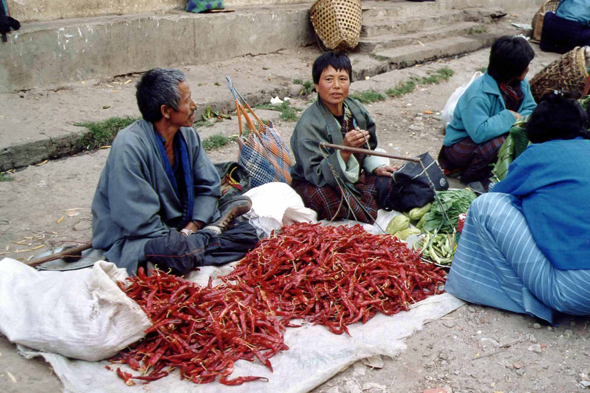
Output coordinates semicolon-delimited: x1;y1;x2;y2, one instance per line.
181;220;203;236
373;165;396;177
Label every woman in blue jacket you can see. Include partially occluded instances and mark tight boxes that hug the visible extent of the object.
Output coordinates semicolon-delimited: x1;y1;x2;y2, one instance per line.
541;0;590;54
439;36;537;190
446;92;590;324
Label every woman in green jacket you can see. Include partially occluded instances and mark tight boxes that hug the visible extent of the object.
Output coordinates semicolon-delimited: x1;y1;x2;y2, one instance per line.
290;52;396;222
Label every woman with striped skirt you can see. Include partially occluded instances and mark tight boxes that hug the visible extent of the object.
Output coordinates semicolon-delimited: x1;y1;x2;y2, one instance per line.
446;92;590;323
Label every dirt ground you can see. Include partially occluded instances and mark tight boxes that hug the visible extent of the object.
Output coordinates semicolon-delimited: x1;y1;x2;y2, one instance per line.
2;42;590;393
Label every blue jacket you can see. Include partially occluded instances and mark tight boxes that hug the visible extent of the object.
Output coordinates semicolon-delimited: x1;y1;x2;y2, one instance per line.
556;0;590;27
492;138;590;270
443;72;536;146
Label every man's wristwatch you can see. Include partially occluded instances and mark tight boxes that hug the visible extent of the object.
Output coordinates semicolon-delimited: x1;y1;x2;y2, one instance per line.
180;228;195;236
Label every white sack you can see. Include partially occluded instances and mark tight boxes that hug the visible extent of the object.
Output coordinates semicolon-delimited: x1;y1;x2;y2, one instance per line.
441;71;483;128
20;293;463;393
0;258;151;361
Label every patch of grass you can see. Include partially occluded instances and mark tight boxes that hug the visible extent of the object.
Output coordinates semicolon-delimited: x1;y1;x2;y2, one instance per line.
400;60;409;68
468;28;473;35
386;80;417;97
350;90;386;104
0;172;13;182
468;28;487;35
254;102;300;122
193;119;218;128
302;80;315;95
76;117;138;149
371;53;389;62
421;68;455;85
293;79;303;85
201;134;237;151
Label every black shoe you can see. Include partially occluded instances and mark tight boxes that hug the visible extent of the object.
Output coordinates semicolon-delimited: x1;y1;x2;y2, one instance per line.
466;181;488;195
202;196;252;235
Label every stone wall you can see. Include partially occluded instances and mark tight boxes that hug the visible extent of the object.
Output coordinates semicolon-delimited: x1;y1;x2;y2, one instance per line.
7;0;313;22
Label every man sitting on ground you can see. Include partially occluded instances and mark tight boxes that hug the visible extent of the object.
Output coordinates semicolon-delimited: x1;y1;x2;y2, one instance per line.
92;68;258;276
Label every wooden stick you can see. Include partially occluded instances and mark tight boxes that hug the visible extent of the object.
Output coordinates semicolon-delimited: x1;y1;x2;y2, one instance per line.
319;142;421;162
25;241;93;267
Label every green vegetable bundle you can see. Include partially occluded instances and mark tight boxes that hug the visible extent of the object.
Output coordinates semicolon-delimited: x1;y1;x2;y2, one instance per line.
414;232;456;266
416;189;476;233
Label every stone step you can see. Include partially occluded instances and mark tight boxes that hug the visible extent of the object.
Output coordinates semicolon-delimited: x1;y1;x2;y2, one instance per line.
361;7;505;38
361;1;439;20
361;11;467;38
357;21;489;54
374;33;500;69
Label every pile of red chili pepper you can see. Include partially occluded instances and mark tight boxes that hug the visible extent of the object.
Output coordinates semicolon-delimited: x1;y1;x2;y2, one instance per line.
223;222;446;335
110;267;289;386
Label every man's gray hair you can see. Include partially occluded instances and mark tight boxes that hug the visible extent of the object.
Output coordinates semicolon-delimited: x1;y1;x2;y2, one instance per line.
136;68;187;123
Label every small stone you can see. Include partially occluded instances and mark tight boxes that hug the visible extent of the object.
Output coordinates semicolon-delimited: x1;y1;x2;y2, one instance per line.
344;380;362;393
19;93;25;98
289;84;304;97
409;124;424;131
74;221;92;232
438;351;449;361
361;355;384;369
565;329;574;337
499;336;520;348
528;334;538;343
513;363;523;369
362;382;387;392
326;387;341;393
580;381;590;388
547;326;553;331
533;323;542;329
353;362;366;376
443;320;457;328
516;369;526;376
528;344;542;354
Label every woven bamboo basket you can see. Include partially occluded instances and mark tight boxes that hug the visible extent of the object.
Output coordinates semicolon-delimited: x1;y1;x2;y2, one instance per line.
530;46;590;102
530;0;560;43
309;0;362;51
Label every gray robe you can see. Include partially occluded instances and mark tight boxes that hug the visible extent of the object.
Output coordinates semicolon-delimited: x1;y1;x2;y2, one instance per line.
290;97;377;190
91;120;221;274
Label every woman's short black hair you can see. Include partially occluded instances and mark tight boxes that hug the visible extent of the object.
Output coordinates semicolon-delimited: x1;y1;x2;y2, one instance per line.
312;52;353;84
487;36;535;83
526;91;590;143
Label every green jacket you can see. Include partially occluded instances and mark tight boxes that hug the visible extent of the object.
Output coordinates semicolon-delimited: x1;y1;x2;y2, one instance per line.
290;97;377;190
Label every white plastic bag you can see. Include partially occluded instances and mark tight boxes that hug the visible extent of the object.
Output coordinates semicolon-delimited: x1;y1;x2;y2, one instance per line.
441;71;483;128
244;182;317;237
0;258;151;361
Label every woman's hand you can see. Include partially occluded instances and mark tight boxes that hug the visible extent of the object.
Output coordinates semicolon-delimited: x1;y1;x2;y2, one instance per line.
509;110;522;119
343;129;370;148
373;165;396;177
341;129;370;163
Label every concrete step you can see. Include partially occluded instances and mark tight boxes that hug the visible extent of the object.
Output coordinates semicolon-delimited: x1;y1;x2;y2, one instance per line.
361;1;439;20
357;21;489;54
374;33;500;69
361;11;467;38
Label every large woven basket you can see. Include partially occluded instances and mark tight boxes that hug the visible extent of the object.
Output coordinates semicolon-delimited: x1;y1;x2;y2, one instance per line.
530;0;560;43
309;0;362;51
530;46;590;102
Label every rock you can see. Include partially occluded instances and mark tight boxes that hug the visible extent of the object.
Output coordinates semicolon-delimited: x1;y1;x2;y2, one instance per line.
345;380;363;393
438;351;449;361
527;334;538;343
480;337;500;348
289;84;304;97
547;326;553;331
516;369;526;376
362;382;387;392
528;344;542;354
499;336;521;348
74;221;92;232
533;323;541;329
580;381;590;389
408;123;424;131
353;362;367;376
361;355;384;369
443;320;457;328
513;363;523;369
327;387;341;393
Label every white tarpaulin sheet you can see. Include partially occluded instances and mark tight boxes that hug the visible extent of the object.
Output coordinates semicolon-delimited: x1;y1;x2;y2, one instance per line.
20;292;462;393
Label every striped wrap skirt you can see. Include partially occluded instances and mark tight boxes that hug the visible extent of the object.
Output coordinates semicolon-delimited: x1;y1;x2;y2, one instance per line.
446;193;590;323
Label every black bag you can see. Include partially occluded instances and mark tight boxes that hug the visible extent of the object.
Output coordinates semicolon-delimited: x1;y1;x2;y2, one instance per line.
385;152;448;212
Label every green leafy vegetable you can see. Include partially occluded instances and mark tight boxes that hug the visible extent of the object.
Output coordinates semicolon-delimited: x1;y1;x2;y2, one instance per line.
417;189;477;233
